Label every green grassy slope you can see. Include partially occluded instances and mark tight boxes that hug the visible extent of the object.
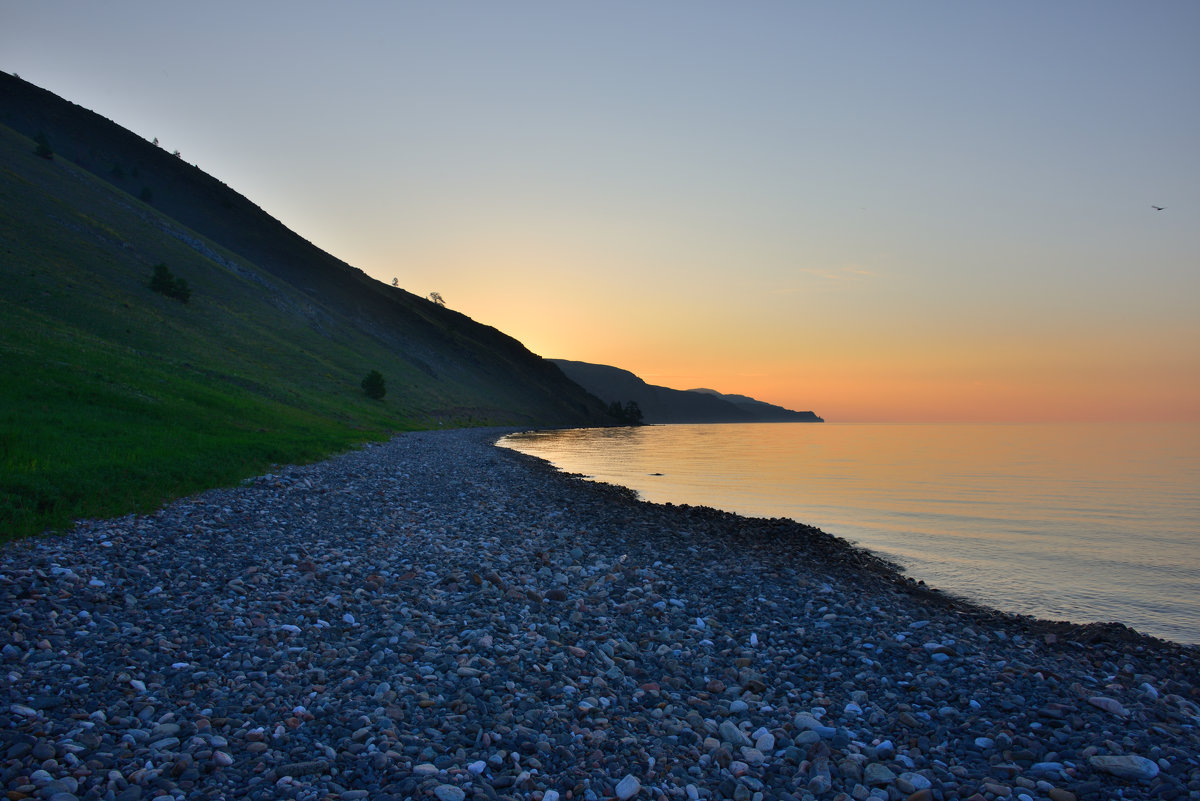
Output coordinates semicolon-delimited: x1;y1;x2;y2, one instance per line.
0;77;610;540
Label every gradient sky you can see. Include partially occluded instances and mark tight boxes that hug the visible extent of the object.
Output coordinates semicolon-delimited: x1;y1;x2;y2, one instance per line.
4;1;1198;421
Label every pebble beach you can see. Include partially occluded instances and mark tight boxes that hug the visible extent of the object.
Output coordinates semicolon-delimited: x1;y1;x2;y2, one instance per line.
2;428;1198;801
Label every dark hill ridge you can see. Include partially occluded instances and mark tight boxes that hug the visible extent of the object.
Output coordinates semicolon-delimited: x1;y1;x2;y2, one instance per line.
0;71;609;427
687;387;823;421
550;360;822;423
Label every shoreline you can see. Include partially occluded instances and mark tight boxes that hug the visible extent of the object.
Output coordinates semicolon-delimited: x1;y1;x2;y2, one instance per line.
503;439;1195;655
499;423;1200;649
2;428;1197;800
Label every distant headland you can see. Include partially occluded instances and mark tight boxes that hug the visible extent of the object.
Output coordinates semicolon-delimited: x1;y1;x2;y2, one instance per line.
550;359;823;424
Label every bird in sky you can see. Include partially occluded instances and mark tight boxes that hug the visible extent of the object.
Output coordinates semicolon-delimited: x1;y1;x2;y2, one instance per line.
1152;205;1166;211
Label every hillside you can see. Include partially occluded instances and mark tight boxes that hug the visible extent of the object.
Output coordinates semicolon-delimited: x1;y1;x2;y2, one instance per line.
551;360;823;423
0;72;611;538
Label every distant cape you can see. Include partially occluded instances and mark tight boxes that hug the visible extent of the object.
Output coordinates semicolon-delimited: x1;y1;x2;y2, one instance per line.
550;359;823;424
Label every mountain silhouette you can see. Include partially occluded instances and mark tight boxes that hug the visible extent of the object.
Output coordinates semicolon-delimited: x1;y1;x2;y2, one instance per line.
550;360;822;424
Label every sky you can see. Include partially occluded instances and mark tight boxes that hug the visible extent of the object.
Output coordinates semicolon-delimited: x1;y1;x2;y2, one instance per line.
3;1;1198;422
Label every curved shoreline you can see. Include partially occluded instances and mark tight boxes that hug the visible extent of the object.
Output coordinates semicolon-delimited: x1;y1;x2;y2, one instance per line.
501;438;1194;655
2;428;1197;800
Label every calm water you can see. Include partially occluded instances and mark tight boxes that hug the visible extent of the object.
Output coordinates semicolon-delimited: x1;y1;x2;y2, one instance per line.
499;423;1200;645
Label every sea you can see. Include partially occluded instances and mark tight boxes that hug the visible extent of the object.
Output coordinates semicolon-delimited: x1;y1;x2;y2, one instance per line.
498;422;1200;646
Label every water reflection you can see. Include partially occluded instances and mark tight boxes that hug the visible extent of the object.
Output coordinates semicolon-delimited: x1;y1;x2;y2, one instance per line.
500;423;1200;644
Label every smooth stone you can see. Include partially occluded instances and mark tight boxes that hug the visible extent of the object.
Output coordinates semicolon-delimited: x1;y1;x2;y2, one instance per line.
793;714;836;738
616;774;641;800
739;747;765;765
719;720;751;748
149;723;181;739
1030;762;1064;775
434;785;466;801
898;773;931;792
864;763;896;787
795;730;821;747
1087;696;1130;717
1088;754;1159;781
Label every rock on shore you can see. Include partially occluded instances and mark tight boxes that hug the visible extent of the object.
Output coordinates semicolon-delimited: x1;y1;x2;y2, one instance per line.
2;429;1198;801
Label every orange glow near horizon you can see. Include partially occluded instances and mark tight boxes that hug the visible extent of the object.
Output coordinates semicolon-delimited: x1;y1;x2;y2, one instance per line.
422;257;1200;424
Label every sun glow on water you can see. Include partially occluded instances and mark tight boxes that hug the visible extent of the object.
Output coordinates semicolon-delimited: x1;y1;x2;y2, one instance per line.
501;422;1200;644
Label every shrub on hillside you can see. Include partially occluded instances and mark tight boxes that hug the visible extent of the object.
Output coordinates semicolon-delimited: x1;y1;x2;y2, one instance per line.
149;263;191;303
361;370;386;400
33;132;53;160
607;400;644;425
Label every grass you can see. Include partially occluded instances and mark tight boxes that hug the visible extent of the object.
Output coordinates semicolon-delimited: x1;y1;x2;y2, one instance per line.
0;299;410;541
0;125;441;541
